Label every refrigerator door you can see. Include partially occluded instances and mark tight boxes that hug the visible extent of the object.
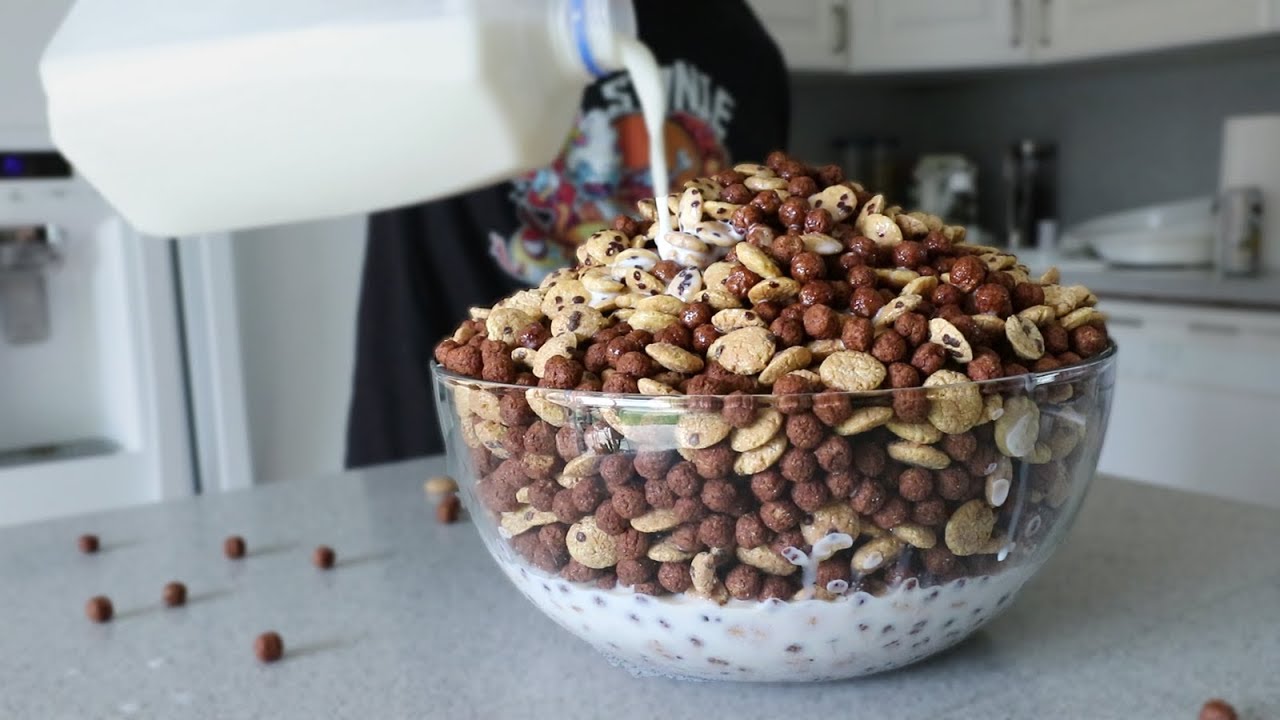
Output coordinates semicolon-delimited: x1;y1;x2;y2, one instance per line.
0;167;195;525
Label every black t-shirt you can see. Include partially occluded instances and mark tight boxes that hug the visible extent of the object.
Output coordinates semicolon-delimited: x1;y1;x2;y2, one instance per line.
346;1;789;468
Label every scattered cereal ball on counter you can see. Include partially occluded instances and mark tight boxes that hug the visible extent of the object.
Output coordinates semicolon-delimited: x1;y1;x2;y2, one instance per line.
436;494;462;524
254;631;284;663
223;535;246;560
77;534;99;554
313;545;336;570
85;596;113;623
1199;699;1238;720
162;581;187;608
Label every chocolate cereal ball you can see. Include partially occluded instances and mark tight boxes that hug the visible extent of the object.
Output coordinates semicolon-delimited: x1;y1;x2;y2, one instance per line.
735;513;772;549
610;485;648;520
791;481;830;513
698;514;736;550
725;564;763;601
751;470;788;502
658;562;693;593
615;529;651;561
759;575;797;601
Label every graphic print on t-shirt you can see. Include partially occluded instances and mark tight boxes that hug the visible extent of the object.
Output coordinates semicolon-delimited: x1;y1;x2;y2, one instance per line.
490;60;735;285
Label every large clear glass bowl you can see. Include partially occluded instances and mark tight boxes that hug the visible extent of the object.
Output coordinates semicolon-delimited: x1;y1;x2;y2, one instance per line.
432;346;1116;682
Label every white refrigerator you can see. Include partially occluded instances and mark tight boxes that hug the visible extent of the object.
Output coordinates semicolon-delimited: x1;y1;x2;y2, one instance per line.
1;0;363;526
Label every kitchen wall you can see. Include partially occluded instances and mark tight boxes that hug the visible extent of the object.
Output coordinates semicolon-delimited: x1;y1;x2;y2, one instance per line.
788;35;1280;233
232;219;365;484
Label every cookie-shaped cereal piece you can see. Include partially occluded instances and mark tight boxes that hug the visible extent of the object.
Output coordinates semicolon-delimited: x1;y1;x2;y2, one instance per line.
485;308;536;345
541;278;591;316
885;420;943;445
628;309;679;333
635;294;683;316
690;552;729;604
1018;304;1056;327
630;508;682;533
928;317;973;364
560;454;601;485
902;275;939;298
924;370;983;435
566;516;618;569
889;522;937;549
499;506;559;537
862;214;903;248
819;351;886;392
758;347;812;386
532;333;577;379
995;395;1041;458
469;390;502;423
808;184;856;222
665;267;704;302
647;537;694;563
873;293;922;328
675;413;733;450
1061;307;1106;330
551;305;607;342
645;343;705;374
851;536;903;573
736;545;797;576
833;406;894;436
711;309;767;333
1005;315;1046;361
637;378;681;395
800;233;843;256
747;277;802;304
734;242;781;278
945;500;996;556
801;503;861;546
733;433;788;475
887;441;951;470
729;408;784;452
708;326;776;376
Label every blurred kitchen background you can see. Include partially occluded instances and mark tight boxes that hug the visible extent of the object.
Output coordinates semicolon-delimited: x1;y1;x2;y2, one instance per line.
2;0;1279;527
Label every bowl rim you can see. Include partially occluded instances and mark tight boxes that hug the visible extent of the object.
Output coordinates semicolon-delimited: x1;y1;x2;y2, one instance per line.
432;342;1117;401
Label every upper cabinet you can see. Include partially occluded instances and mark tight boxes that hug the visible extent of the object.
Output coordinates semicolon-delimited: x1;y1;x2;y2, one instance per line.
849;0;1032;72
1037;0;1270;61
777;0;1280;74
746;0;851;71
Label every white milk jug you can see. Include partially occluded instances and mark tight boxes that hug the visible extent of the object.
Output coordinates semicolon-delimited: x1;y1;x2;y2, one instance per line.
40;0;646;236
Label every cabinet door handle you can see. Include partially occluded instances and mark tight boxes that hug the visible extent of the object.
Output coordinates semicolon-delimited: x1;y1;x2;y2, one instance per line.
1011;0;1023;47
1040;0;1052;46
831;1;848;55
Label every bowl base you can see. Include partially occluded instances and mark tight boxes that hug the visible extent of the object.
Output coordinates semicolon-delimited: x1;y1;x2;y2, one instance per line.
500;559;1036;682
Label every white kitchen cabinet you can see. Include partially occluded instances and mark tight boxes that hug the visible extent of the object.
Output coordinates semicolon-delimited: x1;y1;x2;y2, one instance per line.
1036;0;1269;62
1097;299;1280;509
746;0;850;71
849;0;1031;72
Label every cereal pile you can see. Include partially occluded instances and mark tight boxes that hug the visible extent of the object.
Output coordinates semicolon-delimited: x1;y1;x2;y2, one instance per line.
435;152;1111;606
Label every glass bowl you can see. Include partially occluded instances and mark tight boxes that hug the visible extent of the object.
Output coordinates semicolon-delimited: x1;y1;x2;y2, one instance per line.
432;345;1116;682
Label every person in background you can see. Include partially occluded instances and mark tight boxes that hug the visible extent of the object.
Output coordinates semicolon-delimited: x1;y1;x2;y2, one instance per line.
345;1;790;468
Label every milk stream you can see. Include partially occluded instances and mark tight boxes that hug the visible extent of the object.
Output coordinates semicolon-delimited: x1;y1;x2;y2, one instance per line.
619;36;672;239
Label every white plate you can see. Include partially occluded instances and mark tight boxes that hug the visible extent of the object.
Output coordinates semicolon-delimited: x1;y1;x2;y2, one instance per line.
1062;197;1214;267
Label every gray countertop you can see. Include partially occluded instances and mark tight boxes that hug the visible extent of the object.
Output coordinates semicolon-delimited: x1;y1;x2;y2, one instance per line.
1063;267;1280;309
3;458;1278;719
